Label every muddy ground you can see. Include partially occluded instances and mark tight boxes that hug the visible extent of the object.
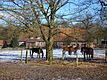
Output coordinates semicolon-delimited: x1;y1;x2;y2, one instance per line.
0;59;107;80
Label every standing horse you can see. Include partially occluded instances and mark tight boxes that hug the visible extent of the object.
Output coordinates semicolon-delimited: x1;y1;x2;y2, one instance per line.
63;44;79;55
30;47;44;58
81;44;94;61
62;44;79;60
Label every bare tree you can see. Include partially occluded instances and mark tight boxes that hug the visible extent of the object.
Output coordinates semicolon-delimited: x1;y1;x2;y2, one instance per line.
0;0;106;64
0;0;70;64
99;0;107;25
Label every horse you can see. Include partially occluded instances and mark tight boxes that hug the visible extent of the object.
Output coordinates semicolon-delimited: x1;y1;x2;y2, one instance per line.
30;47;44;58
62;44;79;55
81;44;94;61
62;44;79;60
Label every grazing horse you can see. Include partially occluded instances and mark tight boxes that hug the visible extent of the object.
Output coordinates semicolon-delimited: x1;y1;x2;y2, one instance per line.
81;44;94;61
30;47;44;58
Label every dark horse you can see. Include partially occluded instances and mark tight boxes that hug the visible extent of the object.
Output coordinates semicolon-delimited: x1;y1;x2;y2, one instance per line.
81;44;94;61
30;47;44;58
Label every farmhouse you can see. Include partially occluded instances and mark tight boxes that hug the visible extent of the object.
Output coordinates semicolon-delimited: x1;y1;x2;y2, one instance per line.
18;28;87;48
26;37;45;48
53;28;87;48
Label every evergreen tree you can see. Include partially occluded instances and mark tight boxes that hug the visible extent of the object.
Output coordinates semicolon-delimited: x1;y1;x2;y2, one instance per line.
10;36;18;48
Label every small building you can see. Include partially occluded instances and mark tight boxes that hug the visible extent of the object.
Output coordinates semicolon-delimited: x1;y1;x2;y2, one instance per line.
53;28;86;48
101;38;107;48
53;36;86;48
26;37;45;48
18;28;87;48
18;38;27;47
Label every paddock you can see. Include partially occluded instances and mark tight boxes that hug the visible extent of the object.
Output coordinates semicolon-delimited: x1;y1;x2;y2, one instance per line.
0;49;105;62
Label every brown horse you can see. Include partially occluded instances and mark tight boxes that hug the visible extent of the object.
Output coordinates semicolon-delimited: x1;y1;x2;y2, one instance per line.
63;44;79;55
62;44;79;60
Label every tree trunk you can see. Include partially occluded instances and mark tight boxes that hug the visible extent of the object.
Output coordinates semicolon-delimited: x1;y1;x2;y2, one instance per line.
46;27;54;64
46;38;53;64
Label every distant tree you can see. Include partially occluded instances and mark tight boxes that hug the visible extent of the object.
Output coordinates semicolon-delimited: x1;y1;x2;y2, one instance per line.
0;26;8;40
10;36;18;48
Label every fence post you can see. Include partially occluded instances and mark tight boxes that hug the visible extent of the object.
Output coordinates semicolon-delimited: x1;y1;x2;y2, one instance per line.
25;49;28;63
105;49;107;62
20;49;23;63
76;52;78;67
38;48;40;58
62;51;64;61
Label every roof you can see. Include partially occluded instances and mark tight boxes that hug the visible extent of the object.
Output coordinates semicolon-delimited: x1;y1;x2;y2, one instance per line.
54;28;86;42
18;28;86;42
26;37;44;43
18;38;28;42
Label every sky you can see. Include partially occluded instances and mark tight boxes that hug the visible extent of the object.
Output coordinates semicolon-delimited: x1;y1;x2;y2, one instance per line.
0;0;106;26
0;1;73;26
0;12;5;25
